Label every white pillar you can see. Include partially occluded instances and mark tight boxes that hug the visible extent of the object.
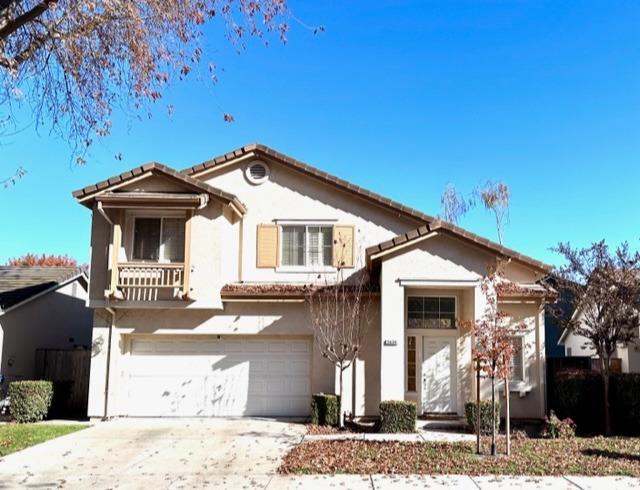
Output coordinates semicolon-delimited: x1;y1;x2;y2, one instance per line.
380;265;405;402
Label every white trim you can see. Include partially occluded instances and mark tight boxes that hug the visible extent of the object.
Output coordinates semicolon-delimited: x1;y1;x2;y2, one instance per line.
399;279;479;288
406;294;458;330
278;223;335;272
244;160;270;185
0;273;87;316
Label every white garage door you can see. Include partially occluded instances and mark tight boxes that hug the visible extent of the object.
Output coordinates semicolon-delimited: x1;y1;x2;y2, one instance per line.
126;336;312;417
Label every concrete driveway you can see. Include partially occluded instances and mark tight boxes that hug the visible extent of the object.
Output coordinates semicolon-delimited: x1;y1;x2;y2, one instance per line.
0;418;305;489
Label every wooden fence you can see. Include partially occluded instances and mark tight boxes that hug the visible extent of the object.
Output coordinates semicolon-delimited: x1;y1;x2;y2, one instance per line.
35;348;90;419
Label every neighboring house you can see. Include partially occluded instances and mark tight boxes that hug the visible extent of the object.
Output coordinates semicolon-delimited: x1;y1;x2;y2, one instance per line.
558;311;640;373
0;267;92;389
73;144;554;420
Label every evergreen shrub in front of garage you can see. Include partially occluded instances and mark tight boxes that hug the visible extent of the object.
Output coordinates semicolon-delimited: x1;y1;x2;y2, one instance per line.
310;393;340;426
379;400;416;433
8;380;54;423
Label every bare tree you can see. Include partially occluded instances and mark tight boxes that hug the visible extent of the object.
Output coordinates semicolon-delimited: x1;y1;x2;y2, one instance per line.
439;181;511;244
552;240;640;435
307;237;372;429
474;181;510;245
440;183;471;224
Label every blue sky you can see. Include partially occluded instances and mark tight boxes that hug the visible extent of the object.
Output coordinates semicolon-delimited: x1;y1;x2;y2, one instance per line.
1;1;639;266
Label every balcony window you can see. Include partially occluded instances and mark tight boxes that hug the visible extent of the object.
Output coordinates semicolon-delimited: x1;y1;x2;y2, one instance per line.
407;296;456;329
133;217;185;262
281;225;333;267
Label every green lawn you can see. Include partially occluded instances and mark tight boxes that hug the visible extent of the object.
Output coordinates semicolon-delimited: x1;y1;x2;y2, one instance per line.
0;423;86;457
280;436;640;476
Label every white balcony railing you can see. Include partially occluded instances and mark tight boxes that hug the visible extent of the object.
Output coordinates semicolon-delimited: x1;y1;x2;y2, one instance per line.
115;262;185;301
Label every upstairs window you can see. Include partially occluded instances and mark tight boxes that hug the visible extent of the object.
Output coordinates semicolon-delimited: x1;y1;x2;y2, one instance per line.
133;217;185;262
407;296;456;329
510;336;525;382
281;225;333;267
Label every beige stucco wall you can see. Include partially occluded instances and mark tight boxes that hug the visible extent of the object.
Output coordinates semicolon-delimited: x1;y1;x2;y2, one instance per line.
0;279;92;385
378;234;547;419
200;161;418;283
88;302;384;418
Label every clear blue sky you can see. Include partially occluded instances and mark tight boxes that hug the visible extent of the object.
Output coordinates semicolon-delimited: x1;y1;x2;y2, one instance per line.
1;1;639;266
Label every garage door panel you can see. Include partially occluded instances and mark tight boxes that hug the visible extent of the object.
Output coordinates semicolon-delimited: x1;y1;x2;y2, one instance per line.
127;337;312;417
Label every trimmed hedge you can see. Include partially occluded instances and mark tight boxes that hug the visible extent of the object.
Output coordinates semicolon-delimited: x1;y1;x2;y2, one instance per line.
8;380;54;423
379;400;416;433
465;400;500;435
310;393;340;426
553;370;640;435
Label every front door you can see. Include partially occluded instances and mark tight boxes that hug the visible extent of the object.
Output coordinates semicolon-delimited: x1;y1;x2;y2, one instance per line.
422;337;456;413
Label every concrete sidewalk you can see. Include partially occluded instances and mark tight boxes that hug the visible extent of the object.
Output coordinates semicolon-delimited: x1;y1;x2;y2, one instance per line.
269;474;640;489
304;429;475;443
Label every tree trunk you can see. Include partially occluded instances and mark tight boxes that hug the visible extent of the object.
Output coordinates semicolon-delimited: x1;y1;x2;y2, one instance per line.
476;360;481;455
491;375;496;456
338;364;345;429
505;376;510;456
601;356;611;436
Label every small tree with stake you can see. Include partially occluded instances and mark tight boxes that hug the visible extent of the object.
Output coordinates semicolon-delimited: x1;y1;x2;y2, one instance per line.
552;240;640;435
307;236;371;429
466;267;524;456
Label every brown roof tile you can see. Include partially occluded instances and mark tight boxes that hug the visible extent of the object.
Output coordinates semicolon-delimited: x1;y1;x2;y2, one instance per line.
72;162;247;213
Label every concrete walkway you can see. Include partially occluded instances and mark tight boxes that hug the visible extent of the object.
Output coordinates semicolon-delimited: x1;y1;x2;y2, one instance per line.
304;429;475;443
269;475;640;489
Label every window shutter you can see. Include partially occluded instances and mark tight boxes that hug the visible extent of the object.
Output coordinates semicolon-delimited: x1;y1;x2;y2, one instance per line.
332;225;355;268
256;224;278;268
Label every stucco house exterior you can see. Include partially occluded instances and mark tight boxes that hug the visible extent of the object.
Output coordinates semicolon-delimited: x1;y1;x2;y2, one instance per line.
0;267;92;388
558;312;640;373
74;144;554;421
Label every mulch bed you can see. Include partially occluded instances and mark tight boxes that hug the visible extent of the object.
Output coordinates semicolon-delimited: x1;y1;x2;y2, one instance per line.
280;436;640;476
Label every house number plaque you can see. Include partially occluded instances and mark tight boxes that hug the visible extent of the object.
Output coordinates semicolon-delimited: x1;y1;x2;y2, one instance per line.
383;339;397;346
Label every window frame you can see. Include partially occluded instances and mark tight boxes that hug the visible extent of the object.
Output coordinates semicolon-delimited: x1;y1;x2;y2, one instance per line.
406;295;458;330
407;336;417;393
131;214;186;264
509;335;526;383
278;222;335;271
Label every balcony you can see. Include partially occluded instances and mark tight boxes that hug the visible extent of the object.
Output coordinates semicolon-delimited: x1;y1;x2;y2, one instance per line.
114;262;186;301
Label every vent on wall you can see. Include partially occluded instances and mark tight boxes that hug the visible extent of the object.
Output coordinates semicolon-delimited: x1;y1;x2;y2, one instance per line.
245;160;270;184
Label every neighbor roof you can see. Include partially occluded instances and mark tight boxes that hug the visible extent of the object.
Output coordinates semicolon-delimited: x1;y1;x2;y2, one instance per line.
0;267;86;311
183;143;436;225
366;220;552;273
72;162;247;214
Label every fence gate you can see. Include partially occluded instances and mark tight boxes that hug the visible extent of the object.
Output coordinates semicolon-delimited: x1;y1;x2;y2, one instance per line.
35;349;90;419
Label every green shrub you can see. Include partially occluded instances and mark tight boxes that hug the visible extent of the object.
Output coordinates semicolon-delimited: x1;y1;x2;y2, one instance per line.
8;381;54;423
465;400;500;435
541;411;576;439
610;373;640;435
379;400;416;433
310;393;340;426
554;369;603;434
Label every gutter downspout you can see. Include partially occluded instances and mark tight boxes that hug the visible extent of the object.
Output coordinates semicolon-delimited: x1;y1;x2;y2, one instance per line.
103;306;116;421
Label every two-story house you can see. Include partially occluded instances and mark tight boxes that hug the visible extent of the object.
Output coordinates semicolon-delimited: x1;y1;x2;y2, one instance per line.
74;144;553;420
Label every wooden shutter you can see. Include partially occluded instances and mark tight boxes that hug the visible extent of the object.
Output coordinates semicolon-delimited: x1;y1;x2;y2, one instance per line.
332;225;355;268
256;224;278;268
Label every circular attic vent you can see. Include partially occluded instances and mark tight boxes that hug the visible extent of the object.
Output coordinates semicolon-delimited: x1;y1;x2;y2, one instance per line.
245;160;270;184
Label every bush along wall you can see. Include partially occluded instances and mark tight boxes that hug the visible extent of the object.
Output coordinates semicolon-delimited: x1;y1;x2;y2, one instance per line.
465;400;500;435
553;369;640;435
8;380;54;423
379;400;416;433
310;393;340;426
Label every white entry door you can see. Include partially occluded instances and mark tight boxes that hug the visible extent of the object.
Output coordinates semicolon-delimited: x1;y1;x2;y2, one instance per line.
126;336;312;417
422;337;456;413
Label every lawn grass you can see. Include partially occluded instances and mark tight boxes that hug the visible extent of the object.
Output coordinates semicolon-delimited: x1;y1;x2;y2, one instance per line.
0;423;86;457
280;436;640;476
